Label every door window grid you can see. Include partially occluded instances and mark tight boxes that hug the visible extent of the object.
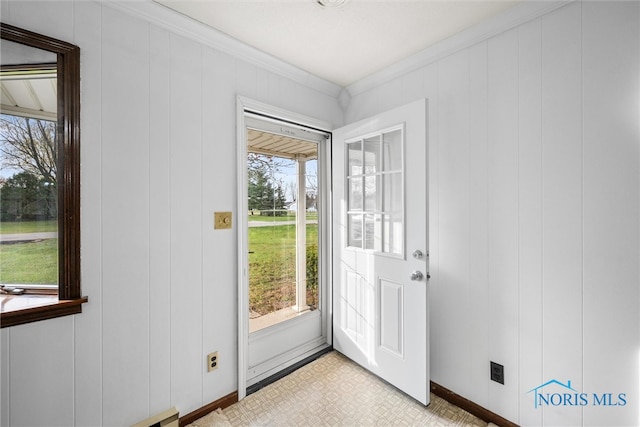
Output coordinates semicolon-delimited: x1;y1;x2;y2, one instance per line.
346;127;404;255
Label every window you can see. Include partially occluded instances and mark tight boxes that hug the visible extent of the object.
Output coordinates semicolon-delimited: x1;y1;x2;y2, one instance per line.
0;23;85;327
346;126;404;255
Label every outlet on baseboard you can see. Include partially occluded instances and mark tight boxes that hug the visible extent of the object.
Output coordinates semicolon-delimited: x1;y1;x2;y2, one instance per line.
490;361;504;384
207;351;219;372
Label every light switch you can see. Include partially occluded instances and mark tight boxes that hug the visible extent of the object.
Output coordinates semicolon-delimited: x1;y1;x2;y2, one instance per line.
214;212;232;229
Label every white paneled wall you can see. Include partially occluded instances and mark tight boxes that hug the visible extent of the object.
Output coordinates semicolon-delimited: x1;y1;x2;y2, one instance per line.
487;27;520;422
346;2;638;426
517;16;543;427
101;6;152;424
541;4;584;425
0;1;341;425
467;40;490;410
581;2;640;426
0;1;638;426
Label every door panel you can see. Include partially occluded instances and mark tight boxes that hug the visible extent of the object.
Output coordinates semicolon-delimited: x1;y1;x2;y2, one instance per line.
332;99;429;405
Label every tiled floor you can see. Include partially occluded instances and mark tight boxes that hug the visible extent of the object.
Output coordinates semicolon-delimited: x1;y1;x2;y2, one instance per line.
188;351;487;426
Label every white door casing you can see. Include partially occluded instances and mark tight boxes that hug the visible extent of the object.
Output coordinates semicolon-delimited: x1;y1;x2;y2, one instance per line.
332;99;429;405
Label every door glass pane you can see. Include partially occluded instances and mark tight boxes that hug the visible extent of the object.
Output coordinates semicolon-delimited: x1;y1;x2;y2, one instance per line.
348;214;362;248
383;172;402;212
382;129;402;172
346;126;403;255
348;177;363;211
364;214;381;251
363;175;378;211
383;213;403;254
363;136;380;174
347;140;362;176
247;128;320;333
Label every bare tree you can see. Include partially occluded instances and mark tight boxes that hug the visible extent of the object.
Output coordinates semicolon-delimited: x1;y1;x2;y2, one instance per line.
0;114;57;184
286;181;297;203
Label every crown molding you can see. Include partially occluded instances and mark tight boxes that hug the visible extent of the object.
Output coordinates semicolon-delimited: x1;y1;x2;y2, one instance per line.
103;0;343;98
345;0;572;97
102;0;572;102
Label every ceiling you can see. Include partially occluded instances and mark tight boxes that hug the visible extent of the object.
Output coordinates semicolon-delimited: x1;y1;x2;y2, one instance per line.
155;0;519;87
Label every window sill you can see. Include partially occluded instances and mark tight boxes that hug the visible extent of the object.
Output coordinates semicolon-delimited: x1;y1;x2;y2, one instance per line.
0;295;88;328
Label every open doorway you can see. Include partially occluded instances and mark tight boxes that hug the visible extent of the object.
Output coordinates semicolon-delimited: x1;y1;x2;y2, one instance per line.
246;127;319;332
237;99;332;396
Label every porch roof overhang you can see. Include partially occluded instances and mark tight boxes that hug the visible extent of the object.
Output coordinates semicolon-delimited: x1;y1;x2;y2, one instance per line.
247;128;318;160
1;66;57;121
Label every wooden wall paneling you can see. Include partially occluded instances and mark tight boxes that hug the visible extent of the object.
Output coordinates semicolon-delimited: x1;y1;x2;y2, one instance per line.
273;76;298;113
0;1;9;22
236;60;258;100
467;40;489;408
315;87;339;123
424;62;440;386
345;89;378;124
204;48;237;403
541;3;583;426
100;7;151;425
376;78;403;114
201;46;238;402
169;33;204;414
74;1;104;425
582;2;640;426
267;73;282;109
6;0;73;43
487;28;519;423
256;68;270;103
435;49;470;394
1;330;9;426
9;319;74;426
517;17;543;427
401;68;425;106
149;24;173;417
291;82;324;120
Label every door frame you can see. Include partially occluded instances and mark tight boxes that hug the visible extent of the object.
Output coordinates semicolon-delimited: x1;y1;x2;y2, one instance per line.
236;96;333;400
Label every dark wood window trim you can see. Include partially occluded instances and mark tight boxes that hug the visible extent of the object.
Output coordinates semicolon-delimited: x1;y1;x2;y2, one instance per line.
0;23;86;328
1;295;88;328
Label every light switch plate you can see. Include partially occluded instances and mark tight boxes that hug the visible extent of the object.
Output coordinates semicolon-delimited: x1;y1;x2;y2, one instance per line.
214;212;232;229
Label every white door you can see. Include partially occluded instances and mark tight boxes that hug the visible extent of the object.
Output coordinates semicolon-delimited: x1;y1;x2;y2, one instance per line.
332;99;429;405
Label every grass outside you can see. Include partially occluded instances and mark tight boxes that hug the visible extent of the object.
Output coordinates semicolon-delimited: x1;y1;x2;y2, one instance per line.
0;219;57;234
247;211;318;222
0;220;59;284
0;238;58;284
0;219;317;309
249;223;318;315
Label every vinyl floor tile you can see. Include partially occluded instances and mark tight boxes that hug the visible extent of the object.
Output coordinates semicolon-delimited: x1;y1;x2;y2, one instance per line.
221;352;487;426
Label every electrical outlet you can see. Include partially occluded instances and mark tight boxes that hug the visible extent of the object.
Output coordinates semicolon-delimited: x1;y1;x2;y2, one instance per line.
207;351;219;372
490;361;504;384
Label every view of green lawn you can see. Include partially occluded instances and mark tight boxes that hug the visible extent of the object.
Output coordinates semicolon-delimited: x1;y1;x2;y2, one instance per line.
0;220;59;284
249;223;318;315
0;238;57;284
247;211;318;222
0;218;316;306
0;219;57;234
